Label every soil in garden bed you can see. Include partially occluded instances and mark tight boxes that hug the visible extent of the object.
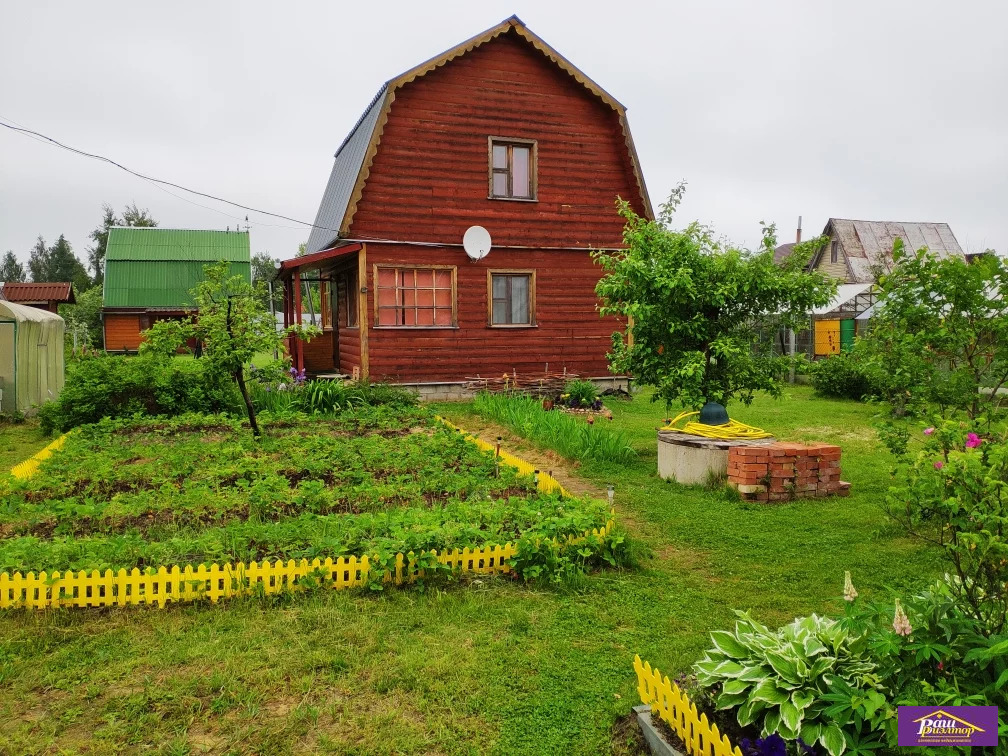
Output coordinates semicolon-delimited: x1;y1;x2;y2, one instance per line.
1;410;612;574
648;696;765;755
611;711;650;755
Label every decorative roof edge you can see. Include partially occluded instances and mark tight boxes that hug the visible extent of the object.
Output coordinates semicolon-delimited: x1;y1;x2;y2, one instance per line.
335;16;653;235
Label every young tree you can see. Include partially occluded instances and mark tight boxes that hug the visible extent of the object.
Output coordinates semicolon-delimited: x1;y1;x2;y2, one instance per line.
0;250;26;282
859;241;1008;427
141;262;318;437
594;187;835;414
87;202;158;285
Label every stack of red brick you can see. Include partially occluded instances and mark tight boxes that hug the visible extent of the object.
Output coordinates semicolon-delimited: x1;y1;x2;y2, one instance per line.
727;443;850;502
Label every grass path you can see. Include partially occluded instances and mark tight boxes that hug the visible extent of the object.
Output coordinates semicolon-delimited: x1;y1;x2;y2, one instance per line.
0;389;941;754
0;419;49;473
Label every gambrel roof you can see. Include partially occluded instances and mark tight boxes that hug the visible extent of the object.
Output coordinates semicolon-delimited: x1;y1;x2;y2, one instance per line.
305;15;653;254
103;227;251;309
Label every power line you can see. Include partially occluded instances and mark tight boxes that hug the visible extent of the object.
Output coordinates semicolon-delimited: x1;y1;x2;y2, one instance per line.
0;115;333;234
0;115;616;254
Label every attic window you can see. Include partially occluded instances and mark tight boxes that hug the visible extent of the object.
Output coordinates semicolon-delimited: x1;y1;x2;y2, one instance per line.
830;240;839;264
489;137;537;201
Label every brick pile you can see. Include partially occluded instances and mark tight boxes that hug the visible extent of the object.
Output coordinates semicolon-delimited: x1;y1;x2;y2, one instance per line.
727;442;850;502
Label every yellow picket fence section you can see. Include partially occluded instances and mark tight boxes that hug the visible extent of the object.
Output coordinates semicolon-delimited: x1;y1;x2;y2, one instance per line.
634;655;743;756
9;433;69;480
0;545;521;610
437;416;568;496
2;419;613;610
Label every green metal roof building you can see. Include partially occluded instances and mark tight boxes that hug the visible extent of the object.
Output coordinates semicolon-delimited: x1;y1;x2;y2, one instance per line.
102;227;251;351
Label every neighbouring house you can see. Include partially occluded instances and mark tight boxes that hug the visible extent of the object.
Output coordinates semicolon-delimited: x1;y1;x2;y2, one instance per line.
0;299;65;413
102;227;251;351
1;281;75;313
775;218;966;357
279;15;651;394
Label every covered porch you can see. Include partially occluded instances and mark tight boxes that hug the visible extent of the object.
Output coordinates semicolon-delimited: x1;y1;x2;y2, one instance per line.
276;242;365;379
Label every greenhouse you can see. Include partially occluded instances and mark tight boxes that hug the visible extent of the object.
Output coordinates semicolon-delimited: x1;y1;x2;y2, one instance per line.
0;299;65;414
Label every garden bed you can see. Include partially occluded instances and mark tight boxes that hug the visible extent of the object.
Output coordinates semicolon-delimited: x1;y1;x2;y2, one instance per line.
0;406;612;575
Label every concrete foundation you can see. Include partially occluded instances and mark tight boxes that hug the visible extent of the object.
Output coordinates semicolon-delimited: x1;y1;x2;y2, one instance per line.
657;430;775;485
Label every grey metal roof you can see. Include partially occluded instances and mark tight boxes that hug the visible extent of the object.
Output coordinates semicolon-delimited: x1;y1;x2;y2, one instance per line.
828;218;965;283
305;87;388;254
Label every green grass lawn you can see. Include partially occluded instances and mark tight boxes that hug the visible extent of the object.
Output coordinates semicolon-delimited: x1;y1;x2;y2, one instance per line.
0;387;942;754
0;419;49;472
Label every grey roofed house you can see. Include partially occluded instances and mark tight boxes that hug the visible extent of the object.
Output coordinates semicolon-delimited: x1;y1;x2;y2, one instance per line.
775;218;965;284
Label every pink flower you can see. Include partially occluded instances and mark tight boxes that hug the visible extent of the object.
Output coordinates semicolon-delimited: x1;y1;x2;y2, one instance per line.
893;599;912;637
965;432;982;449
924;427;935;436
934;461;944;470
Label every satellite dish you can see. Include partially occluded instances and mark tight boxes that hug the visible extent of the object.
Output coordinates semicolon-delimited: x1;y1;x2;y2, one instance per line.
463;225;492;261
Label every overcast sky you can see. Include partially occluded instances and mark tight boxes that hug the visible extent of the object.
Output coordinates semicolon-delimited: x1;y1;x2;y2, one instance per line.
2;0;1006;274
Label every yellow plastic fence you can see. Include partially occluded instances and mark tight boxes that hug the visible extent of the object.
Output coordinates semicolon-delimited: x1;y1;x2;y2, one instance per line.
2;421;610;610
0;547;517;610
437;416;568;497
9;433;69;480
634;655;742;756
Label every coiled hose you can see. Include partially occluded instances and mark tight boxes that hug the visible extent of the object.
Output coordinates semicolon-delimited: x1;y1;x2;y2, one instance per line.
661;410;773;440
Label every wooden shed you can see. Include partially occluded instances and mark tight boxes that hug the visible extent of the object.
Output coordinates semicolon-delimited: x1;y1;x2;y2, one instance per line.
282;16;651;393
102;228;251;351
1;282;75;313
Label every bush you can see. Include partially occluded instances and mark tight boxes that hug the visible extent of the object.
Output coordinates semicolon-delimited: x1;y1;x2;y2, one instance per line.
810;353;877;400
38;355;241;433
842;576;1008;716
246;364;418;416
858;244;1008;423
694;611;883;755
696;571;1008;755
886;423;1007;633
564;379;599;408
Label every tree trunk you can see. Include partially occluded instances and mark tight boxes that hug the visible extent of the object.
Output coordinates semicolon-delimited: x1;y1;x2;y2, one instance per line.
235;367;260;437
225;295;260;437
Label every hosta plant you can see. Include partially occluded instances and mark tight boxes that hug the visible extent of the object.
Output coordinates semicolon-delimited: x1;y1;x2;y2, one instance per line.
694;611;887;755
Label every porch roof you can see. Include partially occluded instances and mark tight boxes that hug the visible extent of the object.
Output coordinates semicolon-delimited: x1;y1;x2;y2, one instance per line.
276;242;362;277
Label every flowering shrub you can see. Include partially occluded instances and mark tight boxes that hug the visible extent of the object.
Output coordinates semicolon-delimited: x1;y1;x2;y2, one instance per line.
886;422;1007;635
839;574;1008;740
698;566;1008;755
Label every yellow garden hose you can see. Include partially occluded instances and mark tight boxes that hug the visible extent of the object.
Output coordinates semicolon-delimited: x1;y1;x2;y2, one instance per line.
661;410;773;440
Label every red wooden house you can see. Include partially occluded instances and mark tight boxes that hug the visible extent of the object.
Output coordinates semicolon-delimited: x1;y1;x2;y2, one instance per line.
281;16;652;395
